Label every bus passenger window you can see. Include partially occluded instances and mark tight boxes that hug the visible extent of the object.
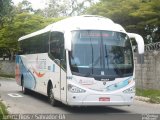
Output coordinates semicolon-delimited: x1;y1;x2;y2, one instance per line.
50;32;64;60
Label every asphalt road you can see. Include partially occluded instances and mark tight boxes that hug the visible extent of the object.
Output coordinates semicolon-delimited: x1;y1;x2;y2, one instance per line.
0;77;160;120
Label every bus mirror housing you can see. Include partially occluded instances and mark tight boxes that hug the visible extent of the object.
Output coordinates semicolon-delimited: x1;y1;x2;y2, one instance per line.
128;33;144;64
64;31;72;51
128;33;144;54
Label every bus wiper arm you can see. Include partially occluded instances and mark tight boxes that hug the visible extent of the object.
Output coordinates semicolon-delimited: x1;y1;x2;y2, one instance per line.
112;62;123;76
105;45;109;70
84;71;92;77
89;31;94;74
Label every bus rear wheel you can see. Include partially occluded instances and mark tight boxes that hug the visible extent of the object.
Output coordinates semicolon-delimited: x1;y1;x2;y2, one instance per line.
48;85;58;106
21;78;28;94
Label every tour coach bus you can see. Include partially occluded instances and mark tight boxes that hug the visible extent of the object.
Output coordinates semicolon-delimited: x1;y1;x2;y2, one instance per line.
15;15;144;106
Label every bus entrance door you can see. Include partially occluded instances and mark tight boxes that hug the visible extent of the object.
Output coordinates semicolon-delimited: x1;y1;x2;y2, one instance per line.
60;68;67;103
53;64;61;101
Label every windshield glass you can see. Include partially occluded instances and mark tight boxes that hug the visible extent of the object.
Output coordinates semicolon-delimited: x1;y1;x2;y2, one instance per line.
69;30;133;80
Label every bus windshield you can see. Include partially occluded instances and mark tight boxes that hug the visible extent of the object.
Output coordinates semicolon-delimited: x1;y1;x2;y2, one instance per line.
69;30;133;80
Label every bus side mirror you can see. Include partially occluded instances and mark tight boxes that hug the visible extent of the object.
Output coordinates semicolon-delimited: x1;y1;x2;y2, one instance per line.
128;33;144;54
128;33;144;64
64;31;72;51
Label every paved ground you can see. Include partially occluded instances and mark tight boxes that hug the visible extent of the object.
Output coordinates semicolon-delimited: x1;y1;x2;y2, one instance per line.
0;77;160;120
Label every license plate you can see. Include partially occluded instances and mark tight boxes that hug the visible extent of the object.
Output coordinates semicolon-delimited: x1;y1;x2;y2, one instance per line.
99;97;110;101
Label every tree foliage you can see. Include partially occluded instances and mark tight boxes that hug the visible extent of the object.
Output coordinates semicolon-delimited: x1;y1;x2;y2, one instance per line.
1;0;160;59
0;13;41;58
0;0;13;27
0;0;64;59
86;0;160;43
13;0;33;14
41;0;94;17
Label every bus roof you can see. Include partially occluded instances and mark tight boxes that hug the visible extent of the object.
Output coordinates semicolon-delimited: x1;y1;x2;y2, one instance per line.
18;15;126;41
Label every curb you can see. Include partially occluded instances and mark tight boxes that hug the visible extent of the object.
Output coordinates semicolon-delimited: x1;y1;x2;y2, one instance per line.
0;77;14;81
135;96;150;102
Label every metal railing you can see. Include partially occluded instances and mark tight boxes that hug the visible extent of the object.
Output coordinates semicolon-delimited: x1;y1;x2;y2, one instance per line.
145;42;160;52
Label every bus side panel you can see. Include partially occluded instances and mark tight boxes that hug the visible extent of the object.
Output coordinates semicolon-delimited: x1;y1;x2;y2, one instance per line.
18;55;36;90
33;53;60;97
15;55;21;86
16;53;62;98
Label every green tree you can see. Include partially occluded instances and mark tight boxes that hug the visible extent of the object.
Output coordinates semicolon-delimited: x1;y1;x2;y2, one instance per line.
0;0;13;27
86;0;160;43
13;0;33;14
0;12;60;60
0;0;66;60
69;0;94;16
41;0;94;17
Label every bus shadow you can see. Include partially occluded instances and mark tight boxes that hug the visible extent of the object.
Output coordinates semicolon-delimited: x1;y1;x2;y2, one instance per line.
61;105;129;114
18;90;129;114
18;90;49;104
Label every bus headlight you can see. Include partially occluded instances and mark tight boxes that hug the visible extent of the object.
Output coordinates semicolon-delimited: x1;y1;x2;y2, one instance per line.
68;84;86;93
123;86;135;94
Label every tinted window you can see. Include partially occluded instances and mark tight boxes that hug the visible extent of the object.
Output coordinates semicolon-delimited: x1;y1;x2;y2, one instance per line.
49;32;66;70
69;30;133;79
50;32;64;60
19;32;49;54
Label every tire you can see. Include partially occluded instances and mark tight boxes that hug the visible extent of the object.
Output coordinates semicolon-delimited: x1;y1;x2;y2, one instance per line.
21;78;28;94
48;85;58;106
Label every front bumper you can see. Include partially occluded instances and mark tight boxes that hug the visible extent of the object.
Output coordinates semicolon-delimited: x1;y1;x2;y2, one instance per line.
67;93;134;106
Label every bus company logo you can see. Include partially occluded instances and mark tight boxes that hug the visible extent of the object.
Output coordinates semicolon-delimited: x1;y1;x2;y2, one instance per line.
101;79;110;85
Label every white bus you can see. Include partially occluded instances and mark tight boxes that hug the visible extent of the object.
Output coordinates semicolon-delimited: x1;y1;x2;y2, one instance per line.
15;15;144;106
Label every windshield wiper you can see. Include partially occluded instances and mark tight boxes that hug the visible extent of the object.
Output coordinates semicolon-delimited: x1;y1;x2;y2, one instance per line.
104;45;123;77
84;68;92;77
105;45;109;70
90;38;94;74
112;62;123;77
85;56;101;77
85;31;94;77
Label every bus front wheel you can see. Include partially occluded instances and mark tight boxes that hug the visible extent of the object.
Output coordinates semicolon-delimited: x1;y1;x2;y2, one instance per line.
48;85;58;106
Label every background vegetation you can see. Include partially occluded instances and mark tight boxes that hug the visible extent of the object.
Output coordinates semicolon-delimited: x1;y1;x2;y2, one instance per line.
0;100;10;120
0;0;159;60
136;89;160;103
